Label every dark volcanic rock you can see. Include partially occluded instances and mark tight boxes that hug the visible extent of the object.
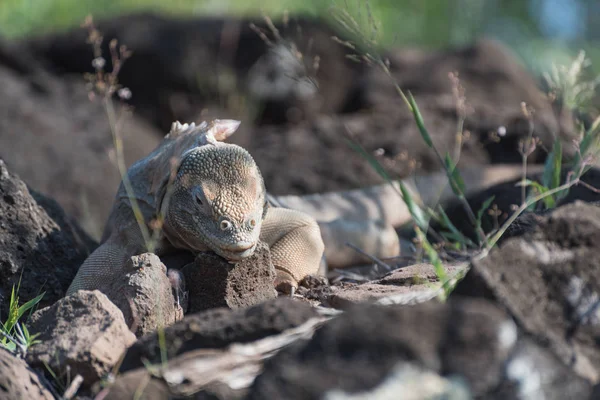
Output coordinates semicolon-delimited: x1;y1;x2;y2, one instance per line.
119;297;317;373
100;253;184;337
181;241;277;313
362;39;570;165
439;166;600;240
0;347;54;400
24;14;566;201
26;290;136;388
25;13;363;131
454;201;600;382
247;298;511;399
0;159;93;316
247;297;593;399
326;263;466;309
0;39;162;237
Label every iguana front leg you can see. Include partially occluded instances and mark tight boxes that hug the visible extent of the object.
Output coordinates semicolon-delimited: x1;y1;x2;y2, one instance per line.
66;206;146;295
260;207;325;293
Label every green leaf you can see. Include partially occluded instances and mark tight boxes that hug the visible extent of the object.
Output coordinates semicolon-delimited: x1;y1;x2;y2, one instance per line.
408;92;433;148
415;226;450;299
16;292;45;320
542;139;562;190
399;181;429;231
444;153;466;196
437;206;475;248
476;195;496;226
520;179;555;209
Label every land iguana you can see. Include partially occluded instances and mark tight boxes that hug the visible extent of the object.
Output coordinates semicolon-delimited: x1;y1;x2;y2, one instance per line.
67;119;325;296
67;119;536;295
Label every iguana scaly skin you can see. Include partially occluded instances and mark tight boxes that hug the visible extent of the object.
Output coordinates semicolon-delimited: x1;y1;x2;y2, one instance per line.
67;120;324;295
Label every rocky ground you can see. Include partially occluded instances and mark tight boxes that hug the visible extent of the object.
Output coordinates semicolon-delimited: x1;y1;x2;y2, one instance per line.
0;12;599;400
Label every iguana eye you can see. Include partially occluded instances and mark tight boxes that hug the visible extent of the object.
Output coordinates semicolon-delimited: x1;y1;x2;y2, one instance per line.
220;219;232;231
195;195;203;206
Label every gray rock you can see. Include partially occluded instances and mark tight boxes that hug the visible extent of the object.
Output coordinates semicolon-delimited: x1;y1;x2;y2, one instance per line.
0;40;162;238
0;347;54;400
247;297;518;399
327;263;466;309
101;253;184;337
181;241;277;313
0;159;92;317
119;297;317;373
454;201;600;383
26;290;136;387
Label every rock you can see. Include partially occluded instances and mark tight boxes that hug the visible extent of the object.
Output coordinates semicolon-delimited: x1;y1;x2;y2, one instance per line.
25;13;363;131
0;347;54;400
492;337;594;400
97;368;171;400
323;362;471;400
0;40;162;238
119;297;317;373
453;201;600;383
100;253;184;337
23;14;564;203
362;39;568;164
0;159;92;316
247;297;592;399
26;290;136;387
327;263;466;309
438;166;600;240
181;241;277;313
103;351;251;400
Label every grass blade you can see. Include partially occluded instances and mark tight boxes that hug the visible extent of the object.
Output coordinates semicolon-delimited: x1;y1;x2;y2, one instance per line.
476;195;496;226
408;92;433;148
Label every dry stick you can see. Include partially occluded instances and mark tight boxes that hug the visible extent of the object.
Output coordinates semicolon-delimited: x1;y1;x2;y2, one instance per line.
63;375;84;400
483;178;584;252
520;103;536;205
103;98;155;252
345;242;392;271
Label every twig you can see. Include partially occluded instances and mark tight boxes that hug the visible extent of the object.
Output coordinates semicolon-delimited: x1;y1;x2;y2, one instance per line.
345;242;392;271
63;374;84;400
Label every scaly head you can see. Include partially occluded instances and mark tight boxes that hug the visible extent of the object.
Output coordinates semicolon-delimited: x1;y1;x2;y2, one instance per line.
162;135;267;260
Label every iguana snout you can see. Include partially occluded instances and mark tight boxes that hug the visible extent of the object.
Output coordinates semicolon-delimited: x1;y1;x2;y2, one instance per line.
163;143;268;261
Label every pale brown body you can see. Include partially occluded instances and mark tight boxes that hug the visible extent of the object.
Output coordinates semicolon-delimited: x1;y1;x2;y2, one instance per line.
67;120;323;295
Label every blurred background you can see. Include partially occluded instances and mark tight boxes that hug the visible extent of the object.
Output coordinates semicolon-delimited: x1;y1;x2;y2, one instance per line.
0;0;598;238
1;0;600;75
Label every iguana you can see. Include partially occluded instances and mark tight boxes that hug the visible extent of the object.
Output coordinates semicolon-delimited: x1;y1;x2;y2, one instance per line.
67;119;325;296
67;119;536;295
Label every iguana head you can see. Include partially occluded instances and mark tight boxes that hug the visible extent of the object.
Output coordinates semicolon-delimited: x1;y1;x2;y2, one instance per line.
161;122;267;260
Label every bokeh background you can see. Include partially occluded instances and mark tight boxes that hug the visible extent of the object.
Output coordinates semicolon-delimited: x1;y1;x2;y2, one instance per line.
1;0;600;74
0;0;598;239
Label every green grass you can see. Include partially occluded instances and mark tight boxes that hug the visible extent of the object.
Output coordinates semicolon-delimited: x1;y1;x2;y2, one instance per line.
0;284;44;356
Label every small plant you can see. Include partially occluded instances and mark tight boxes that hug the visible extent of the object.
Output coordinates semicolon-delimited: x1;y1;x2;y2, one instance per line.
329;0;600;296
81;15;168;254
0;284;44;356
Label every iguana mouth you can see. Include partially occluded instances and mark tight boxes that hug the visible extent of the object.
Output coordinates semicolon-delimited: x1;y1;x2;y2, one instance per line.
218;242;257;260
